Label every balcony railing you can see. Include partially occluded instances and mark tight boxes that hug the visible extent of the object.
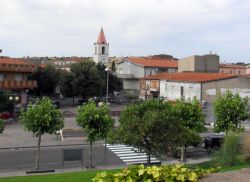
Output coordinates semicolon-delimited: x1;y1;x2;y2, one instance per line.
117;74;136;79
0;64;35;72
0;80;37;89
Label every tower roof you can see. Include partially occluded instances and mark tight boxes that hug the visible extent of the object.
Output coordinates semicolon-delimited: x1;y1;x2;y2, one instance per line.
96;27;107;44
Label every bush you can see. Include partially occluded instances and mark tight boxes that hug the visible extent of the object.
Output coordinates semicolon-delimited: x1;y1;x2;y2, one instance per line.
0;119;4;133
213;131;241;167
242;133;250;162
92;164;217;182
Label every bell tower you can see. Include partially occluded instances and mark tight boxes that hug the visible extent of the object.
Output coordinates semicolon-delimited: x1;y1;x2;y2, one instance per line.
93;28;109;65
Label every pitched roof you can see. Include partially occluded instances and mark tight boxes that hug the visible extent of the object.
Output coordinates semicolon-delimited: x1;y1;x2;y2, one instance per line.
96;27;107;44
220;64;246;69
142;72;238;83
0;57;28;65
127;57;178;68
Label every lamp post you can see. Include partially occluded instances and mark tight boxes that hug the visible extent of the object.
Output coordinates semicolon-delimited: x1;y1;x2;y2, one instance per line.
105;68;109;104
104;67;110;167
9;95;20;120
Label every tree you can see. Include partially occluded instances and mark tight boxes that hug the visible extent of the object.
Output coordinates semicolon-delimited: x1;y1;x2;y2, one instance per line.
0;119;4;133
60;71;78;105
31;64;61;96
20;97;64;170
172;97;205;162
110;99;184;164
213;91;249;133
0;91;12;113
76;100;114;168
70;61;104;97
97;63;123;96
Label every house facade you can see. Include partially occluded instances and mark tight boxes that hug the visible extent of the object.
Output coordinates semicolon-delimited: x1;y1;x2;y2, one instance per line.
116;57;178;91
0;57;37;106
140;72;250;101
219;64;247;75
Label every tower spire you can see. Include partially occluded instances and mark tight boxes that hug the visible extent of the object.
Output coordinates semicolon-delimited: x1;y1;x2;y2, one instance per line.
96;27;107;44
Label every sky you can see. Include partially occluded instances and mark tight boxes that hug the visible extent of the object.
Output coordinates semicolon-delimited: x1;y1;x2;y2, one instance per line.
0;0;250;63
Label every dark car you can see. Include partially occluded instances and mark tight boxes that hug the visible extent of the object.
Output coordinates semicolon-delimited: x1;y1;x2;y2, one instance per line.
77;99;89;106
202;133;224;152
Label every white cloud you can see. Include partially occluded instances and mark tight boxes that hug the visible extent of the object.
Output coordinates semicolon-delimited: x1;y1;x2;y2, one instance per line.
0;0;249;62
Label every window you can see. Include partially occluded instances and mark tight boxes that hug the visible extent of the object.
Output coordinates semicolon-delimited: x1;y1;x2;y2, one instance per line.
102;46;105;54
0;74;3;81
239;70;241;75
15;73;22;81
180;86;184;97
165;84;167;91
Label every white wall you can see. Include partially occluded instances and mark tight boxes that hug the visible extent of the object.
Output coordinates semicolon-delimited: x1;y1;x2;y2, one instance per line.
160;81;201;101
117;60;144;78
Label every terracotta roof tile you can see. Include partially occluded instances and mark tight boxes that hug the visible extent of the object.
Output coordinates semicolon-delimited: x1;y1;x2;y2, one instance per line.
0;57;28;65
127;57;178;68
142;72;237;83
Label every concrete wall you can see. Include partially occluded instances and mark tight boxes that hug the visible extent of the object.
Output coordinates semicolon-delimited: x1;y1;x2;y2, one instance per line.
159;81;201;101
117;60;144;78
178;54;219;73
201;77;250;102
123;79;140;90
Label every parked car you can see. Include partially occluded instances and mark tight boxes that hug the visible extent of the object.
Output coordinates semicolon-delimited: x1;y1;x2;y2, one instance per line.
52;101;61;109
202;133;224;152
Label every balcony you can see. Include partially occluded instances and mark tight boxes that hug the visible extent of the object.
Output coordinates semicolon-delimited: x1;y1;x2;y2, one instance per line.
0;80;37;89
0;64;35;72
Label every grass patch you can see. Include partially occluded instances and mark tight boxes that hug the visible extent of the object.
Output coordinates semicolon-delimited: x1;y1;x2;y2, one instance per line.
190;160;250;172
0;169;120;182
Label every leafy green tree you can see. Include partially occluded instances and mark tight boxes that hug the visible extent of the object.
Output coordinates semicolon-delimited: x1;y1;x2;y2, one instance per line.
20;97;64;170
0;119;4;133
0;91;12;113
70;61;103;97
213;91;249;133
76;100;114;168
97;63;123;96
110;99;184;164
31;64;61;96
172;97;205;162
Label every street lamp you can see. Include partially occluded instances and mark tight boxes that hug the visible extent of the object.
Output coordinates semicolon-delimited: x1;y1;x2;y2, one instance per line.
105;67;109;104
9;95;20;120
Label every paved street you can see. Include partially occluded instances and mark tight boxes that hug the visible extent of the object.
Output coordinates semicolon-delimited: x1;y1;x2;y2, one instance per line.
0;144;123;173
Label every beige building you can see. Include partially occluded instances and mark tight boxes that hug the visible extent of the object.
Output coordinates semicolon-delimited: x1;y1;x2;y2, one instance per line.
219;64;247;75
178;54;219;73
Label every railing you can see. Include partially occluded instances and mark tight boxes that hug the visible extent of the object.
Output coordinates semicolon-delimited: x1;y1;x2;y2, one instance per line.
117;74;136;79
0;64;35;72
0;80;37;89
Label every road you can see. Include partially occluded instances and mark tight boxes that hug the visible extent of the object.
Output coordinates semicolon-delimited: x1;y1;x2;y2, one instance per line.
0;144;124;173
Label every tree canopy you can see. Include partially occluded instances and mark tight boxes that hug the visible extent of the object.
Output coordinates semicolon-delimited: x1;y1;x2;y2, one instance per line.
0;91;12;113
110;99;185;163
213;91;249;133
31;64;61;96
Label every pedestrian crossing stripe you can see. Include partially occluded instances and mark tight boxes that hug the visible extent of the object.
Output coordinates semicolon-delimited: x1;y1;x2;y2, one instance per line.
105;144;160;165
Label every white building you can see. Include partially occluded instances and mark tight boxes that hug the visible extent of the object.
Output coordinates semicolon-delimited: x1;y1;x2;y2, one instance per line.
140;72;250;101
116;57;178;91
93;28;109;65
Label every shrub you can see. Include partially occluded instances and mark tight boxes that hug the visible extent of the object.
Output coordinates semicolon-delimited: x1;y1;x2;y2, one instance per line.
213;131;241;167
242;133;250;162
0;119;4;133
92;164;217;182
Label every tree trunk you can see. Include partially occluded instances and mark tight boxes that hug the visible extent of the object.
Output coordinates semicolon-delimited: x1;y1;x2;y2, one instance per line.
180;146;184;162
104;138;107;167
36;134;42;170
184;145;187;165
89;140;93;168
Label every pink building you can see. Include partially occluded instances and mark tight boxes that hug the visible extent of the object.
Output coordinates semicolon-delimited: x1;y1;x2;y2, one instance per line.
219;64;246;75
